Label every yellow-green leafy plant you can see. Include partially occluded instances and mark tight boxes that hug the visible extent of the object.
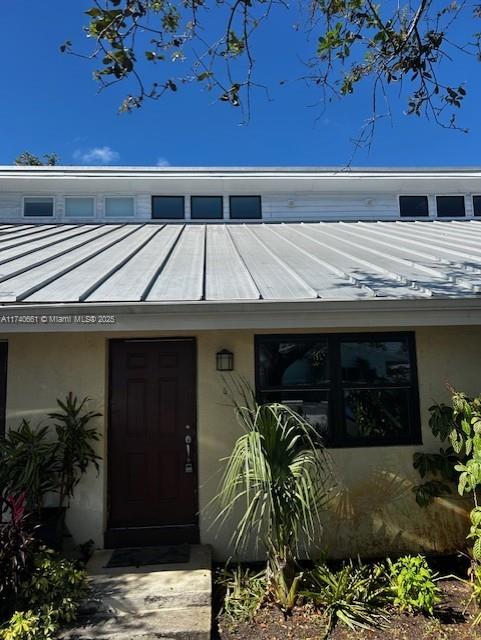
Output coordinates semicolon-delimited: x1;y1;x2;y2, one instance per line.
447;393;481;553
414;388;481;623
19;548;87;615
388;555;440;615
0;611;40;640
0;548;88;640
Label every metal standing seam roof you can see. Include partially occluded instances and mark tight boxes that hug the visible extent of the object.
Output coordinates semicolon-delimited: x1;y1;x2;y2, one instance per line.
0;220;481;304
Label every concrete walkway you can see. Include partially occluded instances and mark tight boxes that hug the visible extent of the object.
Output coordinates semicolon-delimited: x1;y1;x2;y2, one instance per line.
62;545;212;640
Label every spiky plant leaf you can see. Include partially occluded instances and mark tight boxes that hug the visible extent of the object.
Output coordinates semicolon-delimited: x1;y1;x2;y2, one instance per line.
212;378;338;611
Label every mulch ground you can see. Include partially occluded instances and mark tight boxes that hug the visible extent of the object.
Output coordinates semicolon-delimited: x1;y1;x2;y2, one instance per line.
216;580;481;640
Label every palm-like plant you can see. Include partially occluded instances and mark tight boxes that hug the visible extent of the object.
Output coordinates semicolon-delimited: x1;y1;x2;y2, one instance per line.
49;392;101;509
0;394;101;518
0;420;57;515
214;385;337;611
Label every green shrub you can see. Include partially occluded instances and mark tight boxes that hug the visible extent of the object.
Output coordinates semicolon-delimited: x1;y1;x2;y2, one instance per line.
0;421;57;516
19;548;87;619
216;564;267;623
301;560;390;635
0;611;41;640
0;394;101;517
388;555;441;615
0;548;88;640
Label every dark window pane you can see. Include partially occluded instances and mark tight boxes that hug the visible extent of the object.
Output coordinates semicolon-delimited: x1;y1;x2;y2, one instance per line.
260;390;329;438
343;388;411;441
24;197;54;217
341;339;410;385
258;340;329;387
255;332;420;448
230;196;262;219
436;195;465;218
191;196;223;219
474;196;481;217
152;196;184;219
399;195;429;217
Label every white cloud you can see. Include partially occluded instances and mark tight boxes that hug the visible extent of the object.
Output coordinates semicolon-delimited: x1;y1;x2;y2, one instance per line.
74;146;120;165
156;157;170;167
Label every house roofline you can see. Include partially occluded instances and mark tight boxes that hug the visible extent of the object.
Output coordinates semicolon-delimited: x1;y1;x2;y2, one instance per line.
1;297;481;333
2;165;481;178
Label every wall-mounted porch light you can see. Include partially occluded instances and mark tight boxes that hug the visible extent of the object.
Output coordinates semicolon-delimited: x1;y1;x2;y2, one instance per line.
216;349;234;371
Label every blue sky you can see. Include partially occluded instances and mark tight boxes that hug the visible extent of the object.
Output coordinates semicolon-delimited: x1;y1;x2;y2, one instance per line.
1;1;479;167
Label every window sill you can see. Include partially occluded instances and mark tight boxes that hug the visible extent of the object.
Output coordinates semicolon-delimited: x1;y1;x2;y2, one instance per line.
325;438;423;450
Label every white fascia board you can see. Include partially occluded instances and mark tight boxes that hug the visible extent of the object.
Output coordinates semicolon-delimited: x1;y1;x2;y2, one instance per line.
1;298;481;333
1;166;481;180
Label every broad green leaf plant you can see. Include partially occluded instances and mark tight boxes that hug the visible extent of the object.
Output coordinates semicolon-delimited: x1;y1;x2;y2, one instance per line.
414;388;481;623
450;392;481;562
213;382;338;612
388;555;440;616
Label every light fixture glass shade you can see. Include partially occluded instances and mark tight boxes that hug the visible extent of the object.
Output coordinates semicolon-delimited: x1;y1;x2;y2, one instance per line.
216;349;234;371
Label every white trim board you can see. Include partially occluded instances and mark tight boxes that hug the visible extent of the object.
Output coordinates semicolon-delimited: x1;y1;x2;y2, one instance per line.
1;298;481;332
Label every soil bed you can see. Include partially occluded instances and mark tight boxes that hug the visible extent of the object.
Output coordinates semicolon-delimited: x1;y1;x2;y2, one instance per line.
216;580;481;640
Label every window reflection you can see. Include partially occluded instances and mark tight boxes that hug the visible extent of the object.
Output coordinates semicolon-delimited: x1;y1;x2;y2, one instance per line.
256;333;420;447
260;391;329;438
259;340;329;387
344;389;410;440
341;340;410;385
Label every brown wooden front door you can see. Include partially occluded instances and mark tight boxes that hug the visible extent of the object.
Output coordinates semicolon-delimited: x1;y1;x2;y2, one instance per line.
106;339;198;548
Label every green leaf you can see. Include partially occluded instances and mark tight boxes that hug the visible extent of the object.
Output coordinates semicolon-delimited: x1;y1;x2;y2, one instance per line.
473;536;481;560
197;71;213;82
462;419;471;436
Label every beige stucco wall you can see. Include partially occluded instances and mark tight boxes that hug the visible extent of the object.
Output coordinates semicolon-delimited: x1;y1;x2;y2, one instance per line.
3;333;107;544
2;326;479;559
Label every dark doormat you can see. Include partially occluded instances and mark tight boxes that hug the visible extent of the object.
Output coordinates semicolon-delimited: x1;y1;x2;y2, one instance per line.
105;544;190;568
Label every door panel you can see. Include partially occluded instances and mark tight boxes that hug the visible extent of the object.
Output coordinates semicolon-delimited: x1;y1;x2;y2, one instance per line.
107;339;197;546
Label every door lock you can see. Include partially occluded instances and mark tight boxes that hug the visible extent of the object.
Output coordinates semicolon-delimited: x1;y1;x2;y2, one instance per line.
184;433;193;473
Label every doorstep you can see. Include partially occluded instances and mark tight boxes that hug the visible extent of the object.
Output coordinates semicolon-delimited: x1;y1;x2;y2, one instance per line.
61;544;212;640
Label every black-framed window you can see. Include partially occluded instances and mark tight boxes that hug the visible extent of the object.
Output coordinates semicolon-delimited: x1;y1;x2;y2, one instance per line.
436;195;465;218
255;332;421;448
473;195;481;217
0;342;7;436
152;195;185;219
230;196;262;219
191;196;223;220
399;195;429;217
24;197;54;217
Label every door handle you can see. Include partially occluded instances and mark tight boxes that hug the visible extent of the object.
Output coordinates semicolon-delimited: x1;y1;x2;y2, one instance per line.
184;434;193;474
